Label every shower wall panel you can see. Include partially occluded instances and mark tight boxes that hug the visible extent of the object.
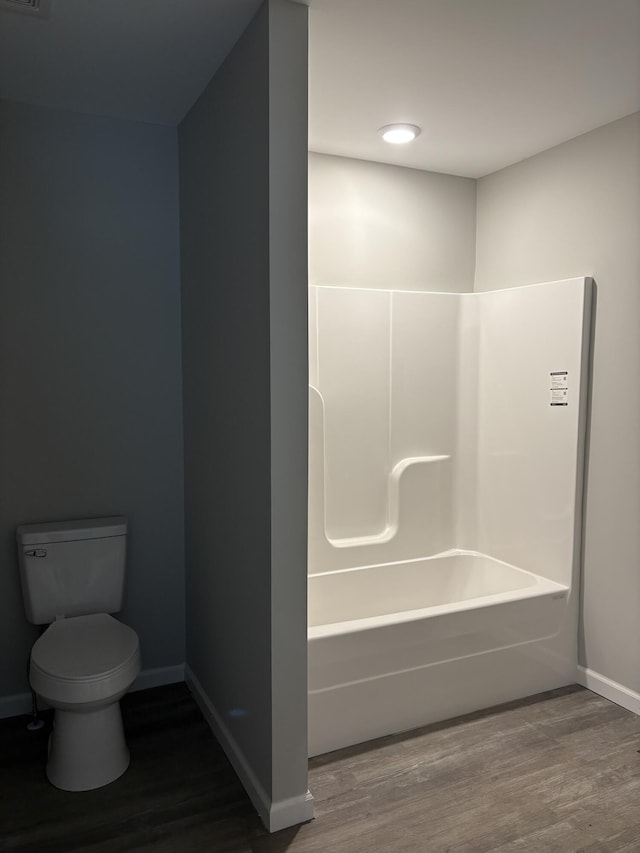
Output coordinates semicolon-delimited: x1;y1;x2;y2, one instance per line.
309;286;458;570
390;292;459;462
309;278;591;580
316;287;391;540
474;278;591;586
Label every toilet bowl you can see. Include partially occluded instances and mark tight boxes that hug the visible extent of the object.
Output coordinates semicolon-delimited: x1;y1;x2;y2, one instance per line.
17;516;140;791
30;613;141;791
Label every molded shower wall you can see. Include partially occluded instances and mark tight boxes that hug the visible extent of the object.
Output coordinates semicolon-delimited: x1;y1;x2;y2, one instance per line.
309;287;458;571
309;278;591;592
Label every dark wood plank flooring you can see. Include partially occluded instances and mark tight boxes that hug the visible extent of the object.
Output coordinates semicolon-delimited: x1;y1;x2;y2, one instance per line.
2;683;640;852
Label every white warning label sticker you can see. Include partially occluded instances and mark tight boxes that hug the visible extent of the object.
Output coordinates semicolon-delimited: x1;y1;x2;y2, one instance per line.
550;371;568;406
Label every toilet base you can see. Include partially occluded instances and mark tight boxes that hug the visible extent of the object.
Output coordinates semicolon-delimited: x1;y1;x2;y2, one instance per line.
46;701;130;791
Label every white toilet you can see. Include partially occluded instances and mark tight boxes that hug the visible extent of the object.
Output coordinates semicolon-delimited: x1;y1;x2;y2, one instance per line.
17;517;141;792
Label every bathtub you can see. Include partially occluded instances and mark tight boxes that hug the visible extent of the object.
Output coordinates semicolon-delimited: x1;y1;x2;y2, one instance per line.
308;550;574;756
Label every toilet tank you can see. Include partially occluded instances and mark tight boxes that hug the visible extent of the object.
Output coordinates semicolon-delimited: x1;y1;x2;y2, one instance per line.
17;517;128;625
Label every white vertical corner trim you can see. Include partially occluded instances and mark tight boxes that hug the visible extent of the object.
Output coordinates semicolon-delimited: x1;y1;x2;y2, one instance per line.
185;666;314;833
577;666;640;716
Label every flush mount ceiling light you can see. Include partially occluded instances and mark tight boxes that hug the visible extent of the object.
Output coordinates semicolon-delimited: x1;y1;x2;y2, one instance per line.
379;124;421;144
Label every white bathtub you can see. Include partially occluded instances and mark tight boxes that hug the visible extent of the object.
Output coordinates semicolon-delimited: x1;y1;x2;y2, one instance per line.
308;551;573;757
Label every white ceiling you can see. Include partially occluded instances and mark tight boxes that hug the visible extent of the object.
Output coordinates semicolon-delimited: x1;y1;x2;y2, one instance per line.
309;0;640;177
0;0;263;125
0;0;638;177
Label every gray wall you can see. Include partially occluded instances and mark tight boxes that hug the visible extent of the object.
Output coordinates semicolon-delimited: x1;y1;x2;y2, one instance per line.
267;0;310;812
308;152;476;291
475;112;640;695
0;100;185;702
179;0;309;824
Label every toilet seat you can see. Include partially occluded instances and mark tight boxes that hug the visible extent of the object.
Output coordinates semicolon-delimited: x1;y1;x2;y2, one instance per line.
30;613;140;706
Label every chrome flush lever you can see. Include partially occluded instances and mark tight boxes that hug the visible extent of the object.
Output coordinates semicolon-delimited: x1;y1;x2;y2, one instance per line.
25;549;47;558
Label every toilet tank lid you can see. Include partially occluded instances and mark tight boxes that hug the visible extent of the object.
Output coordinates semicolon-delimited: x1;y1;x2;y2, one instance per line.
17;517;127;546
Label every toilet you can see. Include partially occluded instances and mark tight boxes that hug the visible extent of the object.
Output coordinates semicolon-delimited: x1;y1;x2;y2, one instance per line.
17;517;141;792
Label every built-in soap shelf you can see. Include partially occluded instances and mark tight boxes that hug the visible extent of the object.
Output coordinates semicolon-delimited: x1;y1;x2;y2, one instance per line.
328;455;451;548
308;386;454;573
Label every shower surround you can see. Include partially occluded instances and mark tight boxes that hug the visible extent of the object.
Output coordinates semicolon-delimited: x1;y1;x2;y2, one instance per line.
308;278;592;756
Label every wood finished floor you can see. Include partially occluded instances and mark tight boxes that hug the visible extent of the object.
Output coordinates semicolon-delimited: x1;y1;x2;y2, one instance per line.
2;683;640;852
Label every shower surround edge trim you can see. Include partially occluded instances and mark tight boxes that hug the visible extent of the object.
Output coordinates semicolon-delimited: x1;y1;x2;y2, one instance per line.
308;278;588;295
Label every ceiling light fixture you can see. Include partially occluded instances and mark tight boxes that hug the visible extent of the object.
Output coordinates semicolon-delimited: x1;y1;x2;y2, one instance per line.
379;124;421;144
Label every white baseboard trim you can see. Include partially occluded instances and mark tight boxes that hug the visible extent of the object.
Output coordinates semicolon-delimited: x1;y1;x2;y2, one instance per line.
269;790;315;833
185;665;271;827
0;663;186;720
0;692;34;719
577;665;640;716
131;664;185;693
185;664;314;833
